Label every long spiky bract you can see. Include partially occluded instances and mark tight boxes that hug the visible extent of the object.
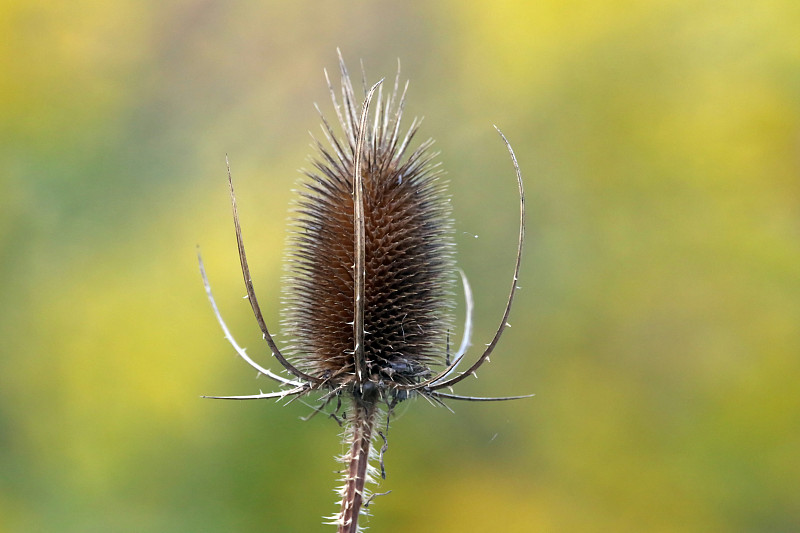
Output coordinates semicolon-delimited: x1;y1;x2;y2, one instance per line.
199;52;528;533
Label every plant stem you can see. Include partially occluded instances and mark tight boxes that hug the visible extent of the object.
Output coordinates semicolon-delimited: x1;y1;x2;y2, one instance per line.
337;399;378;533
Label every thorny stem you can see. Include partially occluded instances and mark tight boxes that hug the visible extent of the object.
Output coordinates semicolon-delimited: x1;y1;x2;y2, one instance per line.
337;398;379;533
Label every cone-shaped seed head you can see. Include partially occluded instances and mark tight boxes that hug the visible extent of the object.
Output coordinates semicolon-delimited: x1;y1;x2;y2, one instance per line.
282;59;455;387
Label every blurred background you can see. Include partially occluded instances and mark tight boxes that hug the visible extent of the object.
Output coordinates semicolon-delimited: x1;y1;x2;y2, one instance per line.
1;1;798;531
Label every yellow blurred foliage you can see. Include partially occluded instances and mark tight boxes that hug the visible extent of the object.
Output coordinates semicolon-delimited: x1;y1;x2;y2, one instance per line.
1;1;798;531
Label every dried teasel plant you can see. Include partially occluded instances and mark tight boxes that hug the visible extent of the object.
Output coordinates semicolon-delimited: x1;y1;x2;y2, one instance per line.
198;52;528;532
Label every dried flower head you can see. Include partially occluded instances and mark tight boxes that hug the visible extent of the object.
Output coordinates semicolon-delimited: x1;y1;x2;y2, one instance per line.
198;51;527;533
283;63;456;386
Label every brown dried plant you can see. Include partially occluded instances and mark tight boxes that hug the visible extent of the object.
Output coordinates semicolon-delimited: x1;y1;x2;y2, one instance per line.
198;52;527;532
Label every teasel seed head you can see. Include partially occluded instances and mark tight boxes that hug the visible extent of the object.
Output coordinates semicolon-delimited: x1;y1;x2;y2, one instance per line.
199;50;528;533
281;57;456;390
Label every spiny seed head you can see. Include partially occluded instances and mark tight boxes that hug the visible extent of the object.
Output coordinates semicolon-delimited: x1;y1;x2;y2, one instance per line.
281;58;456;388
200;50;526;533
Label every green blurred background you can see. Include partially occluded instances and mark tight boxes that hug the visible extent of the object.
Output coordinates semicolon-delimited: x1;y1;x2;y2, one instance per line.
2;1;798;531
